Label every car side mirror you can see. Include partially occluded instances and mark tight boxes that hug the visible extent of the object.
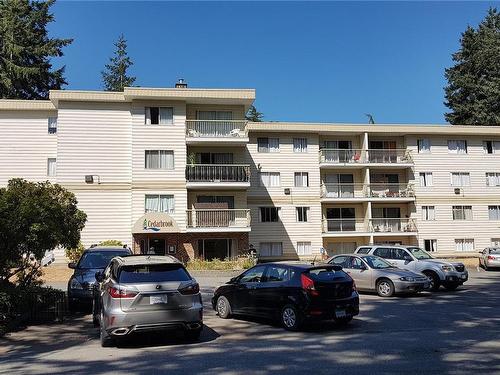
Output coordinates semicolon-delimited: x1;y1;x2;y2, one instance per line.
95;271;104;282
68;262;77;269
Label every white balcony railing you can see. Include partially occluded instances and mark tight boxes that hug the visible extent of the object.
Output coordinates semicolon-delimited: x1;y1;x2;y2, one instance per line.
186;164;250;183
321;183;365;198
366;149;413;164
369;218;417;233
186;120;247;138
186;209;251;229
321;183;415;199
319;149;366;164
322;218;359;233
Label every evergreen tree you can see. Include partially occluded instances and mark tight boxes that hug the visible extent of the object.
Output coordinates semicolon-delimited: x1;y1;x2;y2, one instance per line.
246;105;264;122
444;7;500;125
0;0;72;100
101;34;136;91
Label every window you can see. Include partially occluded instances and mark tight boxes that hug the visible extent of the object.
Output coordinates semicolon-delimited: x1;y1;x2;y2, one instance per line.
294;172;309;187
197;110;233;121
264;266;289;282
451;172;470;187
259;172;281;187
424;239;437;252
455;239;474;252
486;173;500;186
48;117;57;134
257;137;279;153
483;141;500;154
144;194;175;213
297;242;312;256
419;172;433;187
47;158;56;177
417;139;431;153
448;140;467;154
293;138;308;153
356;247;371;255
240;265;266;282
422;206;435;221
373;247;393;259
492;238;500;247
259;242;283;257
145;107;173;125
260;207;280;222
489;206;500;220
452;205;472;220
145;150;174;169
296;207;309;222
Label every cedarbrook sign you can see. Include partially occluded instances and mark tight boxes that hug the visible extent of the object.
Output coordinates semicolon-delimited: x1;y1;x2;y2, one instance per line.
132;212;180;234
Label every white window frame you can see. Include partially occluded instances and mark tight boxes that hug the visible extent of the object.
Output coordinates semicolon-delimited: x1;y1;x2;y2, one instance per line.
483;141;500;154
47;158;56;177
48;117;57;134
259;242;283;257
452;205;473;221
450;172;470;187
293;138;308;153
145;150;174;170
455;238;474;252
448;140;467;154
486;173;500;187
145;106;174;125
419;172;433;187
294;172;309;187
424;239;437;252
144;194;175;214
296;207;310;222
259;172;281;187
259;207;281;222
417;138;431;153
422;206;435;221
297;241;312;256
257;137;280;153
488;206;500;220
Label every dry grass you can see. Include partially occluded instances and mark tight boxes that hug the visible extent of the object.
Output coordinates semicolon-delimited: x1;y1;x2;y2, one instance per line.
40;264;72;283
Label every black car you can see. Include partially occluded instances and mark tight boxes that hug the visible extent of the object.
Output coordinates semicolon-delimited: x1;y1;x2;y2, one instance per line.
212;262;359;330
67;246;132;311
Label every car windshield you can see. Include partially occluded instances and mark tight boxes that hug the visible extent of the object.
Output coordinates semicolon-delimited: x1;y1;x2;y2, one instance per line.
490;248;500;254
362;256;393;269
119;264;191;283
407;247;432;260
77;250;129;269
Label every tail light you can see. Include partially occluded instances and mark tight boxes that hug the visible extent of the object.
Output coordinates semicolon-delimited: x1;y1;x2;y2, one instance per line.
179;283;200;295
108;286;137;299
301;273;319;296
488;256;496;261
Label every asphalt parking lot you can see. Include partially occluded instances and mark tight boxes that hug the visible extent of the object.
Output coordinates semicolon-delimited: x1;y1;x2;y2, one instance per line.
1;270;500;375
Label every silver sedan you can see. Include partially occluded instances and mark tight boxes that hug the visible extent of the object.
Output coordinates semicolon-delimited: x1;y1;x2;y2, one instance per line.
479;248;500;270
328;254;430;297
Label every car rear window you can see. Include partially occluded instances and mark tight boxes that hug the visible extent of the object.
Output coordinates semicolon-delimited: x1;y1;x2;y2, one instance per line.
306;267;344;281
78;250;130;269
118;264;191;283
356;247;371;254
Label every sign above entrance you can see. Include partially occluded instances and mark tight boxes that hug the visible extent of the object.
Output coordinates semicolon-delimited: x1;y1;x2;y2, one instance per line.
132;212;180;234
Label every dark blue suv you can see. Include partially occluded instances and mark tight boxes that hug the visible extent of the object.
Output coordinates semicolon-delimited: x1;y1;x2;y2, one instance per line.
67;246;132;311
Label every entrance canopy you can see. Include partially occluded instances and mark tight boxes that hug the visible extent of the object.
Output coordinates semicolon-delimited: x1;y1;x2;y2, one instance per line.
132;212;180;234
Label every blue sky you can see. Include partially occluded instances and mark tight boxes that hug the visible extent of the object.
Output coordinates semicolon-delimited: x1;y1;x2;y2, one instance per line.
49;1;497;124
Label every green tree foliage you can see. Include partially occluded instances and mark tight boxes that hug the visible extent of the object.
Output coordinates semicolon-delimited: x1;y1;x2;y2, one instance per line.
99;239;123;247
0;179;87;285
245;105;264;122
444;8;500;125
101;34;136;91
65;242;85;263
0;0;72;99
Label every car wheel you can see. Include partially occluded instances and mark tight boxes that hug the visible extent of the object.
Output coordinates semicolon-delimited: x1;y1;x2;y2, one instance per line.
100;313;114;348
444;283;459;291
376;279;395;297
423;271;440;292
216;296;232;319
281;304;302;331
185;328;202;342
334;316;353;326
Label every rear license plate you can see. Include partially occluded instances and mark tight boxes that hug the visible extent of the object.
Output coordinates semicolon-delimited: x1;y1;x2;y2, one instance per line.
150;295;168;304
335;309;347;318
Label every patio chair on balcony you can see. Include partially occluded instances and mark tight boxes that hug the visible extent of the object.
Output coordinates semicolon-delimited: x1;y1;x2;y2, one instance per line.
230;129;241;137
188;129;199;137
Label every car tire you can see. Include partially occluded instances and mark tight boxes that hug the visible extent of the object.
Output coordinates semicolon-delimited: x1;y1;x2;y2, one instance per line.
185;328;202;342
444;283;459;291
216;296;232;319
281;304;302;331
423;271;440;292
334;316;353;326
376;279;395;297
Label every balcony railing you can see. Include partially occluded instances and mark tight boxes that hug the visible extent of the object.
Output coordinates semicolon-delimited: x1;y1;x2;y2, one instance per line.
186;120;247;138
186;164;250;183
366;149;413;164
369;218;417;233
186;209;251;229
367;183;415;198
321;183;365;198
319;149;366;164
322;218;359;233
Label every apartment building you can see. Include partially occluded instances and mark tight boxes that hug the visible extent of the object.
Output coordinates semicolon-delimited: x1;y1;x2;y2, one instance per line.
1;85;499;261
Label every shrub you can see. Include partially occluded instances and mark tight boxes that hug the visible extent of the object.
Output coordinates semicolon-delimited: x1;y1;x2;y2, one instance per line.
186;257;255;271
65;242;85;263
99;240;123;247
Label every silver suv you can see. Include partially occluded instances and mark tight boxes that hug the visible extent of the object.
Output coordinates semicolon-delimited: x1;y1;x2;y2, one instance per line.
354;245;468;291
93;255;203;347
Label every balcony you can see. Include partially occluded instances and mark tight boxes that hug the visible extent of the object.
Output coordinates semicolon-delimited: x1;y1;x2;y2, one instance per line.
319;149;366;168
322;218;370;237
320;183;415;202
186;209;251;232
369;218;417;235
185;164;251;189
366;149;413;167
185;120;248;145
